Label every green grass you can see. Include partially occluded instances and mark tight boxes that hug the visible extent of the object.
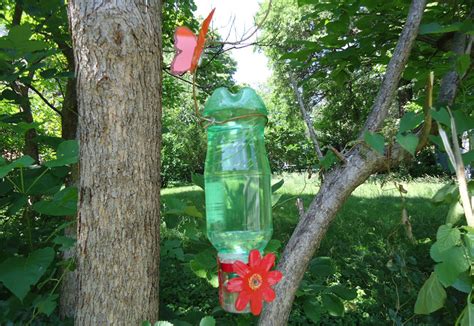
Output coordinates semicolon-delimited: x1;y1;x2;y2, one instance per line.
160;174;455;325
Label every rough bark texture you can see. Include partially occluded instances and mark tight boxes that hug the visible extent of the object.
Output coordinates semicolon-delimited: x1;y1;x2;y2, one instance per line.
56;25;80;320
259;1;427;324
69;0;162;324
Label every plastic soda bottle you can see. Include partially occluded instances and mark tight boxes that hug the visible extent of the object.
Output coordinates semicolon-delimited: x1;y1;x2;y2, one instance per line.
203;87;273;312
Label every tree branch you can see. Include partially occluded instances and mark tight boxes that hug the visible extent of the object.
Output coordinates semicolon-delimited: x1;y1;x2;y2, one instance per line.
27;83;63;117
362;0;426;133
290;77;324;160
259;1;427;324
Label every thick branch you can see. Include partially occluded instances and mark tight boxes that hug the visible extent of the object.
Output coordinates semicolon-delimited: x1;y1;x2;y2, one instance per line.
438;31;472;106
259;1;427;324
363;0;426;132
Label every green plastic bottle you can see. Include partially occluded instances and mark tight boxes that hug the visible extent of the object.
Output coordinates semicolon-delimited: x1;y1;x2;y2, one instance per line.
203;87;273;312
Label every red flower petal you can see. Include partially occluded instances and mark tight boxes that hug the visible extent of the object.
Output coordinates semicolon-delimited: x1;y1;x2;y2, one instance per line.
233;260;250;277
235;290;251;311
266;270;283;285
226;278;244;292
260;253;276;272
250;291;263;316
261;287;276;302
249;249;262;269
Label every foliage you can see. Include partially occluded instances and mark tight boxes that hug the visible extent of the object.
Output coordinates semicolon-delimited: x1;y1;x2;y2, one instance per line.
0;140;77;323
159;175;455;324
414;113;474;325
259;0;473;176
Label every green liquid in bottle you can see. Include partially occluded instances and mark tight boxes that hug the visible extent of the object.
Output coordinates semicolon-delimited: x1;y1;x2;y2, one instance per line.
203;87;273;313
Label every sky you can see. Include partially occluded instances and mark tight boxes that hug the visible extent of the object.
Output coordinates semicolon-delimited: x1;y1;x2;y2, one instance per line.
195;0;271;88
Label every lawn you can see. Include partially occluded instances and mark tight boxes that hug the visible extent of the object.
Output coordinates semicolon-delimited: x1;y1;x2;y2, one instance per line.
159;174;453;325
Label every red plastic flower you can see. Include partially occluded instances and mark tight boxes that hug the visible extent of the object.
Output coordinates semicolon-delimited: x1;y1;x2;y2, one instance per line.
225;250;283;315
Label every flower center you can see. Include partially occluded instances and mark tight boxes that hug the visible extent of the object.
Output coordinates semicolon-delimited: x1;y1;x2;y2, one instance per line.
248;273;263;290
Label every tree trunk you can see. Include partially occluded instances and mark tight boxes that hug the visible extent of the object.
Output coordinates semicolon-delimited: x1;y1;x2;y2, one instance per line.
59;49;79;319
259;0;427;324
68;0;163;324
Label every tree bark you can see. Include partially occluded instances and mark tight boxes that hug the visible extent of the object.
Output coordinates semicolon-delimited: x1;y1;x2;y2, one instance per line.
68;0;163;324
259;0;427;324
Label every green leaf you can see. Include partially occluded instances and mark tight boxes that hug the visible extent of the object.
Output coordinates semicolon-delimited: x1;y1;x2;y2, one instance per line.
0;155;35;178
455;54;470;75
433;245;469;287
199;316;216;326
462;150;474;165
364;131;385;155
320;151;338;169
452;272;472;294
399;112;423;133
419;22;462;35
192;173;204;190
431;107;450;126
34;294;58;316
321;293;344;316
154;322;174;326
414;272;446;314
446;201;465;224
272;193;283;207
310;257;335;278
329;285;357;300
271;179;285;193
0;247;55;300
33;186;78;216
303;299;321;323
432;183;458;205
44;140;79;168
265;239;282;254
183;205;203;218
53;235;76;251
396;133;419;156
6;194;27;216
436;224;461;251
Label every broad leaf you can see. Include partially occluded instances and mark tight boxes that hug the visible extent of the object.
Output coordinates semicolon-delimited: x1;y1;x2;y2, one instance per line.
0;247;55;300
396;133;419;156
192;173;204;190
34;294;58;316
33;186;78;216
399;112;423;133
329;285;357;300
44;140;79;168
414;272;446;314
303;299;321;323
322;293;344;316
419;22;462;35
0;155;35;178
364;131;384;155
436;224;461;251
199;316;216;326
446;201;465;225
272;179;285;193
310;257;335;278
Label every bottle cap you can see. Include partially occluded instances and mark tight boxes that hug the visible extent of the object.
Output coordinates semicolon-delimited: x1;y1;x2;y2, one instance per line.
203;87;268;121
